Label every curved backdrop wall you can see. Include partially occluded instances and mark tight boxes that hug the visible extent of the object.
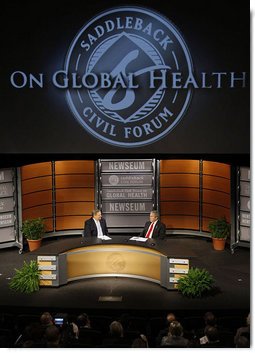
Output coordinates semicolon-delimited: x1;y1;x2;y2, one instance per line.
160;160;200;230
21;162;53;232
160;160;230;232
55;161;95;231
21;161;95;232
202;161;230;231
21;159;230;234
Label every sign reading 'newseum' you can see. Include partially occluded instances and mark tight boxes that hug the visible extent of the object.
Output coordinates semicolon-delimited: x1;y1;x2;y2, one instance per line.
101;160;153;172
103;201;152;213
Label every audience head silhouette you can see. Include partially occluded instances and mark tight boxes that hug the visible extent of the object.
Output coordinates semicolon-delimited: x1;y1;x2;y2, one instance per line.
109;321;124;338
169;321;184;337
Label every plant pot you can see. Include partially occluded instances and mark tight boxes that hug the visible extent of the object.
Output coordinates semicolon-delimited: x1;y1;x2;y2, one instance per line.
212;238;226;251
27;239;42;251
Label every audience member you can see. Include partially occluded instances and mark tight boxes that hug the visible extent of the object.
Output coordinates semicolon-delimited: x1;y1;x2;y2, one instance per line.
45;325;61;348
102;320;130;347
161;320;189;347
196;311;217;338
40;312;54;330
15;322;45;348
2;309;250;348
110;320;124;338
199;326;222;347
53;313;78;347
235;335;250;348
155;312;176;347
234;312;250;347
132;334;149;347
76;312;102;347
77;313;91;329
204;311;217;326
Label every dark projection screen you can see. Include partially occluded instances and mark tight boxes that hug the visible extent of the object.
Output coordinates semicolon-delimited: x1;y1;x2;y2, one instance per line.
0;0;249;155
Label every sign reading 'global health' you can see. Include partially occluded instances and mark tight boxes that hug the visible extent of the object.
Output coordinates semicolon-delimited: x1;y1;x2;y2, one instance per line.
102;188;153;200
65;7;193;147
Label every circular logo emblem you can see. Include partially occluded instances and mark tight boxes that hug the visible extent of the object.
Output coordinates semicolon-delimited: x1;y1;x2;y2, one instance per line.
106;252;126;272
109;175;119;185
65;7;193;147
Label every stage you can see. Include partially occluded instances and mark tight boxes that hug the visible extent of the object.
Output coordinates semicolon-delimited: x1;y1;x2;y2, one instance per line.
0;235;250;317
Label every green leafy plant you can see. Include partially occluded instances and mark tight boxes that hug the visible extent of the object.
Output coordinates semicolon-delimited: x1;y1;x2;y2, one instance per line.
21;218;45;240
208;217;230;239
9;260;40;293
177;267;214;298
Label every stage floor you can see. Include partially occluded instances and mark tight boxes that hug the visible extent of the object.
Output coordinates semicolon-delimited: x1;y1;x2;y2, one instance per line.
0;236;250;316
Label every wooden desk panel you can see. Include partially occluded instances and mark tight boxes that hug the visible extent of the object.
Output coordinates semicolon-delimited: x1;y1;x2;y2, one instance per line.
65;244;162;282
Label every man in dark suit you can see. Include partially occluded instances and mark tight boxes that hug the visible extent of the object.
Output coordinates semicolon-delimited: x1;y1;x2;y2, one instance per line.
84;209;108;237
140;210;166;239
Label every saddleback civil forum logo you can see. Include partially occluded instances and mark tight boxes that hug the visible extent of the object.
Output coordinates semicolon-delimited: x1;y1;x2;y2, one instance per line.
65;7;193;147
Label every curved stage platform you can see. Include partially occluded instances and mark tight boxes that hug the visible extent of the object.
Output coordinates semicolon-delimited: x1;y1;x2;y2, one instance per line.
0;235;250;317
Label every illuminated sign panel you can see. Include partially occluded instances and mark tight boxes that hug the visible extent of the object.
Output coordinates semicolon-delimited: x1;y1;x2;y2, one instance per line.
0;1;249;154
102;188;153;200
100;158;155;227
64;7;193;146
101;160;153;172
101;174;153;186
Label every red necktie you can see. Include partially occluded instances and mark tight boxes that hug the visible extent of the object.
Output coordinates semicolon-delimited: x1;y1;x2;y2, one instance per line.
145;222;154;238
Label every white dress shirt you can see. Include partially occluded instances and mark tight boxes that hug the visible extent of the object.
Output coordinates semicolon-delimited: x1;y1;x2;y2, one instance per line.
93;218;104;237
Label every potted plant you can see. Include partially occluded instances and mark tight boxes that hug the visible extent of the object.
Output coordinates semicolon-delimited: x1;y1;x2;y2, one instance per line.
177;267;214;298
208;217;230;251
21;217;45;251
9;260;40;293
